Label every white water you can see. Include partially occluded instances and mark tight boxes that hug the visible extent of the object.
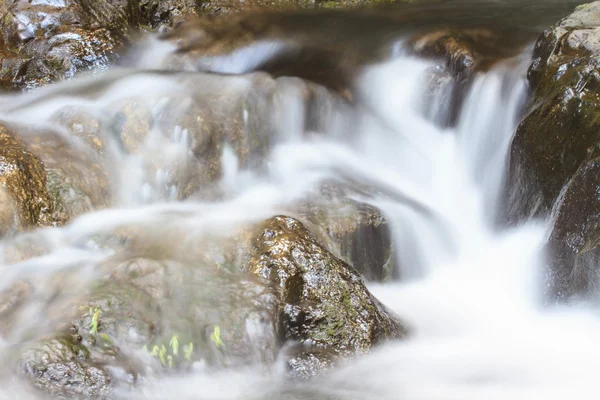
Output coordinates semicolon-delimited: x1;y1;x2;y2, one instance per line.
0;37;598;400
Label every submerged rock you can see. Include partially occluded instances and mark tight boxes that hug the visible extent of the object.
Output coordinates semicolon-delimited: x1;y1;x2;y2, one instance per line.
297;184;395;282
0;122;111;235
246;216;406;375
3;215;404;395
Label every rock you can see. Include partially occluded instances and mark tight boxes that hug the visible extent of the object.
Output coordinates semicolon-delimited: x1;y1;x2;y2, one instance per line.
297;184;395;282
3;214;405;394
0;186;19;236
0;122;111;235
0;0;123;90
546;158;600;301
26;130;110;219
502;2;600;300
0;0;206;90
409;29;495;78
19;334;113;400
245;216;407;376
0;125;56;232
140;0;201;29
504;1;600;223
159;13;372;95
408;27;528;127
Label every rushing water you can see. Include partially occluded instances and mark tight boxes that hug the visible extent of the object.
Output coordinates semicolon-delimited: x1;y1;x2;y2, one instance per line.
1;3;599;399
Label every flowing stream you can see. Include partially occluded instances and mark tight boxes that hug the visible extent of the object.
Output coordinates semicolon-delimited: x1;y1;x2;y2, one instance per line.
0;3;599;399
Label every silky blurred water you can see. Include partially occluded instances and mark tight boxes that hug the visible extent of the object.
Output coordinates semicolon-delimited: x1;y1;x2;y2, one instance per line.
0;2;597;398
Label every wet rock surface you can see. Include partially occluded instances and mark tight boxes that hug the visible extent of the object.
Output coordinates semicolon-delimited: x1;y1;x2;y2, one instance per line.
246;216;407;375
19;334;113;400
0;124;56;232
546;158;600;300
504;2;600;300
505;2;600;222
297;184;395;282
0;122;110;234
0;0;123;90
0;215;404;396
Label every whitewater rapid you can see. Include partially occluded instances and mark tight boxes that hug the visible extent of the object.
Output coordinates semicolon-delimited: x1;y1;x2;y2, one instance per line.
0;37;596;400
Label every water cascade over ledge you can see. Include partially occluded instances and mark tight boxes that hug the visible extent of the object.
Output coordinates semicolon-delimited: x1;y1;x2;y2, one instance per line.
0;2;599;399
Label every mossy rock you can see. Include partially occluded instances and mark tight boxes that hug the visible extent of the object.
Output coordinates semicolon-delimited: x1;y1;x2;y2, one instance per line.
504;1;600;300
245;216;407;375
505;1;600;222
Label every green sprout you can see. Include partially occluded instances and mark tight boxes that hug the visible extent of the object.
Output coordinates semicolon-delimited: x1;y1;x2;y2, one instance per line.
145;335;195;368
210;325;224;349
169;334;179;356
90;308;101;334
100;333;113;344
183;342;194;361
159;345;167;366
79;306;102;335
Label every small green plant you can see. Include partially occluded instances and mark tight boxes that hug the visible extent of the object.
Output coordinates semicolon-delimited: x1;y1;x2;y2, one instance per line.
210;325;224;349
183;342;194;361
169;334;179;356
80;306;102;335
145;334;194;369
159;345;167;366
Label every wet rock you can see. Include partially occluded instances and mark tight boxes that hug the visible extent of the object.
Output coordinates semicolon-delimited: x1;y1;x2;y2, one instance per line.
19;335;113;400
245;216;407;375
286;349;336;379
0;280;31;319
409;29;493;78
546;158;600;301
0;0;123;90
408;27;526;127
3;213;405;394
23;129;110;221
0;0;201;90
51;106;106;154
505;1;600;222
298;184;395;282
0;121;110;233
140;0;200;29
503;2;600;300
160;13;367;95
0;186;19;236
0;125;56;232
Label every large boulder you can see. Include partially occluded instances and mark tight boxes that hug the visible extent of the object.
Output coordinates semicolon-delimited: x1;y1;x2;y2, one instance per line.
245;216;406;377
505;2;600;222
504;2;600;300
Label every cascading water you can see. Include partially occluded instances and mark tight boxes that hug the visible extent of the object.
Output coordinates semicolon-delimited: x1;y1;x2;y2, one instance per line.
0;13;599;400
